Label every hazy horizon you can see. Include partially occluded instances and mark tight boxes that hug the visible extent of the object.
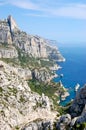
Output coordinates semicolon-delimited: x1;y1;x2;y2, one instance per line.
0;0;86;44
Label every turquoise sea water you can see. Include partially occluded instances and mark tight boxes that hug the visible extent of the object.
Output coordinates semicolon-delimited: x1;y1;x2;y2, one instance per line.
53;44;86;106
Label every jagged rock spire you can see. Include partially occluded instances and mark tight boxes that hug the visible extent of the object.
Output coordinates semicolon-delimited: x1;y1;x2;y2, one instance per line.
7;15;18;32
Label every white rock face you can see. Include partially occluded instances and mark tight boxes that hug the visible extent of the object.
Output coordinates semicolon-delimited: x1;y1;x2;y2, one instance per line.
0;20;12;44
0;60;57;130
46;45;65;62
7;15;19;32
32;68;51;82
17;68;32;80
0;16;65;61
0;46;18;58
13;33;48;58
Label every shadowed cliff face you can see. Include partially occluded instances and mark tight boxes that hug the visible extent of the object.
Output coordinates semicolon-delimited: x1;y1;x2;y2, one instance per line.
0;15;65;61
7;15;18;33
69;85;86;118
56;85;86;130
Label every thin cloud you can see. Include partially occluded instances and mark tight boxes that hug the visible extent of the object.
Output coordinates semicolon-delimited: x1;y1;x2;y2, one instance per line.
1;0;86;19
25;13;50;18
8;0;39;10
52;4;86;19
25;3;86;19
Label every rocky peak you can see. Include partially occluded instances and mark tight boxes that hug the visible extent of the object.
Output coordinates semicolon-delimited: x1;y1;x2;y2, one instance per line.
69;84;86;118
0;18;12;44
56;84;86;130
7;15;19;33
0;15;65;61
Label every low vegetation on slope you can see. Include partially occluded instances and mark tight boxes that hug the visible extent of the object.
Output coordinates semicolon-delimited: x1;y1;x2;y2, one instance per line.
28;79;66;111
0;44;67;113
1;45;55;69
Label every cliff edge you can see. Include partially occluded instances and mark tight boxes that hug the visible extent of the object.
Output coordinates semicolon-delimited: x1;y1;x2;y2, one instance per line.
0;15;65;61
0;16;67;130
56;84;86;130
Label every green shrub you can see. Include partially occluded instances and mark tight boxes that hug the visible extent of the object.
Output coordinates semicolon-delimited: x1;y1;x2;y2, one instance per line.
8;87;17;95
0;87;3;93
28;79;65;111
20;95;25;102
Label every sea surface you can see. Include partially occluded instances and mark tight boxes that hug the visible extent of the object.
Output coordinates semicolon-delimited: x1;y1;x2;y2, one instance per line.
53;43;86;106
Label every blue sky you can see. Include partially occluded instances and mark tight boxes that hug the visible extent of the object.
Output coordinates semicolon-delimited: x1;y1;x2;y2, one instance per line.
0;0;86;44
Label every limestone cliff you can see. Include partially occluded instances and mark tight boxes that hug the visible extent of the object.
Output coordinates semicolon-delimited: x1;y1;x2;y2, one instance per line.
46;45;65;62
0;15;65;61
69;84;86;120
0;61;57;130
0;15;85;130
32;68;55;82
0;15;65;84
56;85;86;130
0;16;67;130
7;15;19;33
0;19;12;44
0;45;18;58
1;59;85;130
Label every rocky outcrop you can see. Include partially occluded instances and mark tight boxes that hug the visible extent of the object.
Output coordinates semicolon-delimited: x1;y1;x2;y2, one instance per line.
56;114;71;130
0;15;65;84
22;120;53;130
0;16;65;61
46;45;65;62
56;112;86;130
0;45;18;58
13;33;47;58
0;60;57;130
7;15;19;33
69;84;86;118
17;68;32;80
56;84;86;130
0;19;12;44
0;16;66;130
32;68;55;82
1;15;86;130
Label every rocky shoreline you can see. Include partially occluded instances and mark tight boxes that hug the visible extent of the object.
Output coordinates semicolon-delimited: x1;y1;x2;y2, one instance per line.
0;15;86;130
0;16;66;130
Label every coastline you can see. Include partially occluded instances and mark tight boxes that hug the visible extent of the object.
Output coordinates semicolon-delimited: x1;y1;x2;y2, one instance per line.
54;45;86;106
52;57;71;104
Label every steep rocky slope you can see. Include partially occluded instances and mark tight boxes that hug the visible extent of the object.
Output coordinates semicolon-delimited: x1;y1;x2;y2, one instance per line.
0;15;86;130
0;15;67;130
0;15;65;61
56;85;86;130
0;15;65;83
0;61;58;130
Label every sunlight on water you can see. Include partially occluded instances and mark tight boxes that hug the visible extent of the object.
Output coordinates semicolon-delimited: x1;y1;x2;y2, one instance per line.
53;44;86;106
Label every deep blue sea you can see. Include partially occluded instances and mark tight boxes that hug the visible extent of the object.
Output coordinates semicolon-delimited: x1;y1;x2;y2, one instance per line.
53;44;86;106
